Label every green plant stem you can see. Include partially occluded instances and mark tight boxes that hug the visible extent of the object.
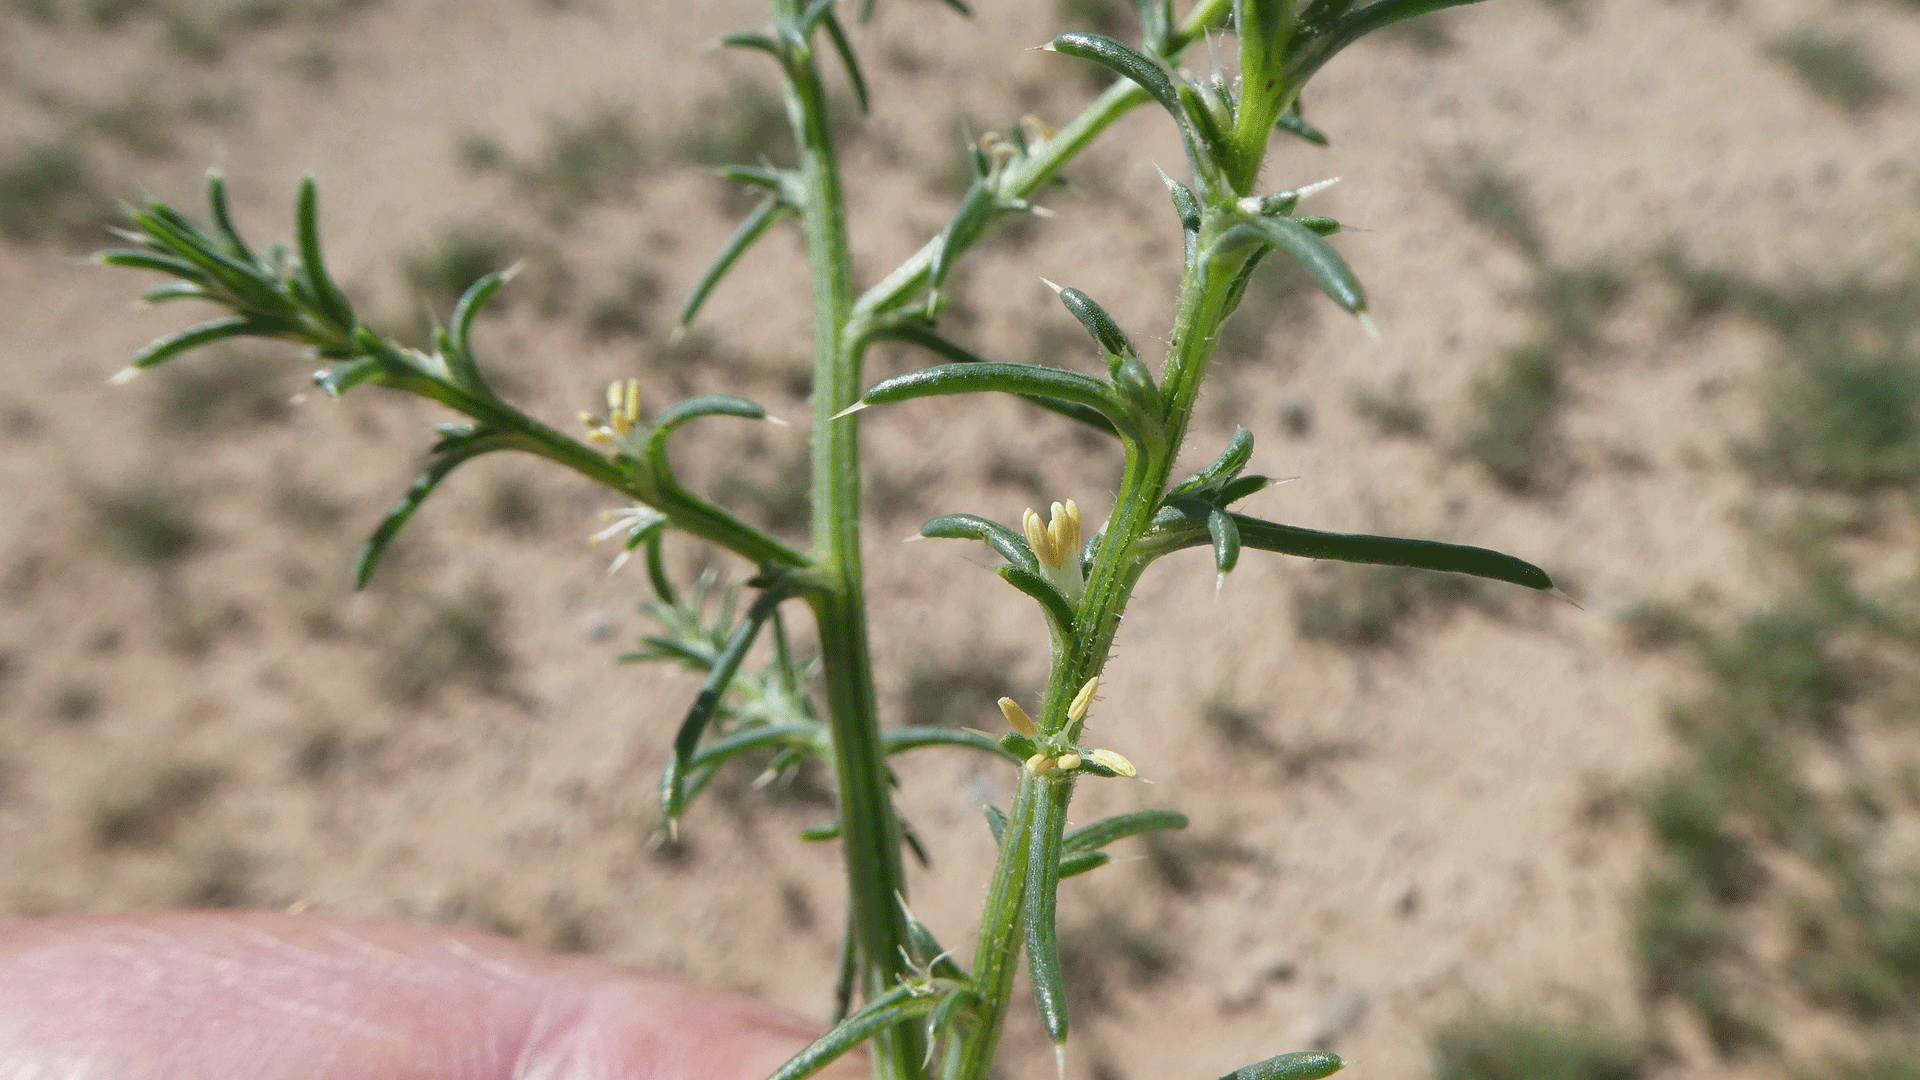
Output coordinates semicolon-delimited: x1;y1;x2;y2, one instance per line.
943;209;1255;1080
777;9;923;1079
948;773;1038;1080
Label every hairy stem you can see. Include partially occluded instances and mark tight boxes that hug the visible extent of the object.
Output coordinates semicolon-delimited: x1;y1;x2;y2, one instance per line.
778;8;923;1078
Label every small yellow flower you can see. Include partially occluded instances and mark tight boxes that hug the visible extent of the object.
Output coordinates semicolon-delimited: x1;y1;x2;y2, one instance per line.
1025;752;1054;776
1054;753;1082;771
1022;499;1085;603
1084;748;1136;778
583;378;643;446
998;696;1039;739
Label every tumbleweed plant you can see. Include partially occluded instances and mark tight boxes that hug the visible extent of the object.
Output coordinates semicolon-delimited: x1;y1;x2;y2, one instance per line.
96;2;1554;1079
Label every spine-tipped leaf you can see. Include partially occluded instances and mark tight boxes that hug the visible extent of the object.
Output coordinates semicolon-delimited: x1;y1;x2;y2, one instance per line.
1139;510;1553;592
1062;808;1188;855
1221;1051;1347;1080
679;197;786;328
1046;32;1183;126
1056;285;1136;360
920;512;1039;574
295;177;355;331
876;323;1121;436
764;983;941;1080
1023;775;1073;1046
860;362;1135;438
353;436;508;588
997;564;1079;636
1214;216;1366;317
130;316;258;370
660;588;788;822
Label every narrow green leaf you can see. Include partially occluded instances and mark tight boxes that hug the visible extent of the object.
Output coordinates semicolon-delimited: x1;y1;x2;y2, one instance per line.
643;524;677;607
997;564;1079;636
1024;774;1072;1046
1214;216;1366;317
650;394;769;439
797;0;835;32
767;986;939;1080
1062;808;1189;855
717;164;790;192
1208;505;1241;575
352;439;498;588
1220;1050;1347;1080
927;986;977;1044
1058;850;1111;879
1216;473;1271;506
718;30;782;56
983;804;1008;846
919;512;1039;573
1046;31;1183;125
1170;426;1255;498
313;356;384;398
883;726;1023;764
801;822;841;842
859;361;1134;436
660;588;788;821
445;268;511;395
98;248;208;283
1055;285;1136;360
125;208;279;309
688;721;821;771
822;9;870;115
900;899;970;981
929;180;996;294
139;281;207;305
876;323;1121;436
203;169;256;263
678;197;786;328
1276;104;1331;146
1288;0;1488;86
1163;170;1202;264
1238;517;1550;589
1113;353;1162;418
1177;80;1234;172
131;316;258;370
295;177;356;331
1139;509;1553;591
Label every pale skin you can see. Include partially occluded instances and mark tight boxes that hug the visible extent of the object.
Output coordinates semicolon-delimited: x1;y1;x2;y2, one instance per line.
0;911;866;1080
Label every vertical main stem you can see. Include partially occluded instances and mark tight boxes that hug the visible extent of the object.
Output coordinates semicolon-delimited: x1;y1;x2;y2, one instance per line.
780;12;924;1080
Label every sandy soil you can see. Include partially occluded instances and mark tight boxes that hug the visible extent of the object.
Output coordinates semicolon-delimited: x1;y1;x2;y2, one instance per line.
1;0;1917;1078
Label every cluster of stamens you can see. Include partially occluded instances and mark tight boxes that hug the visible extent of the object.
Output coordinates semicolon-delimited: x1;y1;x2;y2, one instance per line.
581;378;643;446
999;677;1134;779
1023;500;1085;603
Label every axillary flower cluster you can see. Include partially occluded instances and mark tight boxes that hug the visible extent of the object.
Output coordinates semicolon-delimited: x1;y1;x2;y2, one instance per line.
998;677;1134;779
581;377;645;450
1022;499;1086;605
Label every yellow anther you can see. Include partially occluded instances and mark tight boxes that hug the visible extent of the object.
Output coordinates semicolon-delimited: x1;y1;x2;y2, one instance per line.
1085;748;1135;778
1020;114;1057;142
1024;753;1053;776
1067;675;1098;724
999;697;1039;740
606;378;642;437
1054;753;1081;771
